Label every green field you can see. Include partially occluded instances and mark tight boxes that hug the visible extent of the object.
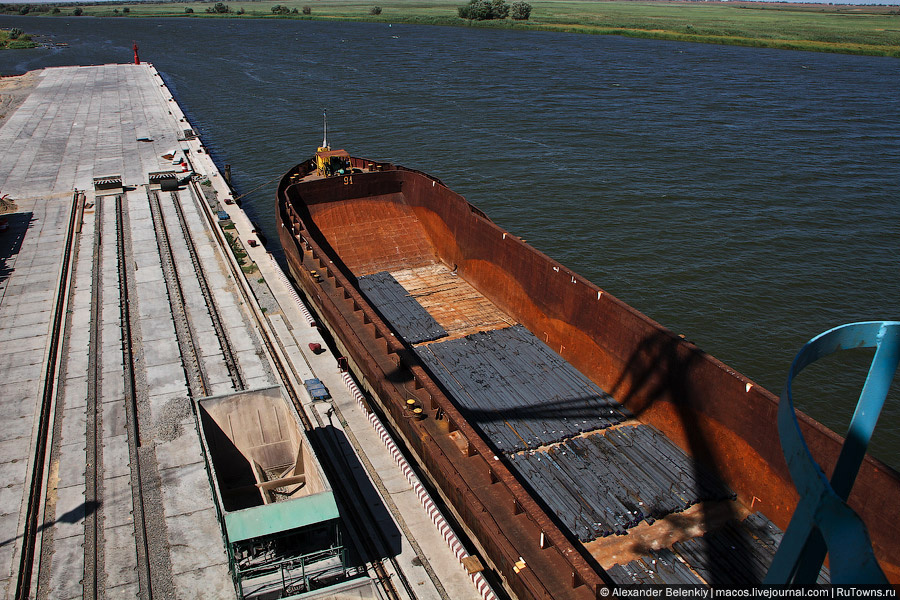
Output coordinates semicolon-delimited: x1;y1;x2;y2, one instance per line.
6;1;900;56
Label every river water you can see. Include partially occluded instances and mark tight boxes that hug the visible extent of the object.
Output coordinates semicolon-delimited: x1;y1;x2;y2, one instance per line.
2;16;899;468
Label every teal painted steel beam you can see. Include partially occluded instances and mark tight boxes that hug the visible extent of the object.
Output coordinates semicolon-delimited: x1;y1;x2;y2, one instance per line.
224;491;340;543
766;321;899;585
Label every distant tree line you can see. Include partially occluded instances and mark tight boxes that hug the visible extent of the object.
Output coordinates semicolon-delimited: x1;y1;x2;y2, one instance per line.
458;0;531;21
0;4;59;15
269;4;316;16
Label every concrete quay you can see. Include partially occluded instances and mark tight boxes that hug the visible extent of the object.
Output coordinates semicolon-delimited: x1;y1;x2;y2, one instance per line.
0;63;489;600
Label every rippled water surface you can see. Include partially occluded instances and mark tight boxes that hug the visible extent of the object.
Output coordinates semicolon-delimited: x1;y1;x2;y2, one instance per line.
2;16;899;467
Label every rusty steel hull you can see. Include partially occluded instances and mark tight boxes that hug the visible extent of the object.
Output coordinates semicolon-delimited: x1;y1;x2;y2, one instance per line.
276;156;900;594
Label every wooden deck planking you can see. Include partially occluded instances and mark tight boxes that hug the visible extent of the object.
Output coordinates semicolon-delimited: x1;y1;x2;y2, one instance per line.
390;264;514;341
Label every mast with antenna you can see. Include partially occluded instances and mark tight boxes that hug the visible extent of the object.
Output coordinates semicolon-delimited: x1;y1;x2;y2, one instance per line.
321;110;329;151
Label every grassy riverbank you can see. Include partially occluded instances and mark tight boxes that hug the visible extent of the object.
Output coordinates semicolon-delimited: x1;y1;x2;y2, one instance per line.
0;28;38;49
7;0;900;57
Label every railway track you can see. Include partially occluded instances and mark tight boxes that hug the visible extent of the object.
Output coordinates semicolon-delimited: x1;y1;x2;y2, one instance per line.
21;179;429;600
27;193;157;600
148;188;210;397
15;192;80;600
83;194;104;600
148;188;245;397
181;175;416;600
116;194;155;599
167;191;245;391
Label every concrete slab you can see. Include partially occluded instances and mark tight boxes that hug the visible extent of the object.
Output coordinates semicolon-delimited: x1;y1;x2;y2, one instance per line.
0;511;20;547
132;248;163;271
203;363;233;396
100;322;122;350
0;486;23;519
136;296;172;320
138;318;178;344
68;321;91;344
103;522;139;589
243;375;274;391
102;400;127;440
171;564;234;600
105;581;139;599
49;483;87;541
165;508;228;576
194;329;223;357
102;474;135;530
55;441;86;491
210;290;237;309
46;533;84;600
158;463;213;518
101;434;131;480
142;340;181;370
100;371;126;403
130;227;157;244
0;311;50;329
0;416;37;445
153;428;204;474
0;437;34;483
2;290;54;308
63;351;89;382
5;299;53;318
0;334;46;354
0;394;39;421
133;262;165;285
235;351;267;379
61;375;88;409
0;323;52;345
59;406;87;448
0;364;40;385
145;363;189;398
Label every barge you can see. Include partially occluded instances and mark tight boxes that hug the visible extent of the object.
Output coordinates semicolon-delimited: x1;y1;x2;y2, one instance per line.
276;146;900;595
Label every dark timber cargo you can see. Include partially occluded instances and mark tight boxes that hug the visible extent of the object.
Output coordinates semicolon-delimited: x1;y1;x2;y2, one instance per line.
277;148;900;595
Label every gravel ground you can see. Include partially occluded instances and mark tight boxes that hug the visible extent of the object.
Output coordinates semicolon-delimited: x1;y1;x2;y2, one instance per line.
197;177;282;317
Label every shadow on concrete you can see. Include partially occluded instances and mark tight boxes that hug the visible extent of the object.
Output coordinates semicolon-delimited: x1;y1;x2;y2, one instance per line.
307;423;402;567
0;212;35;287
0;500;100;549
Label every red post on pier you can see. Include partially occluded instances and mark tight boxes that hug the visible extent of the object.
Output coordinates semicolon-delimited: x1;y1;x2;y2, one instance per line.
133;42;140;65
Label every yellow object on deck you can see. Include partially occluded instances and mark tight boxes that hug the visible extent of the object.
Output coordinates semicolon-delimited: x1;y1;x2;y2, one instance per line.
315;147;350;177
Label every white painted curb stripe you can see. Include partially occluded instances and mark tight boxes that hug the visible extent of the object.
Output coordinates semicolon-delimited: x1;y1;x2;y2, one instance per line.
269;255;317;326
341;371;498;600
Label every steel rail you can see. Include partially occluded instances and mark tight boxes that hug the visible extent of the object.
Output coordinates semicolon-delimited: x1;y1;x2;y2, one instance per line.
306;403;416;600
232;273;407;599
147;188;209;397
83;194;104;600
166;191;244;391
14;191;81;600
116;194;154;599
180;173;409;600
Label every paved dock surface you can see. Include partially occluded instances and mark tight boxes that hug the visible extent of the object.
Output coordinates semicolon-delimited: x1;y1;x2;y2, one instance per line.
0;64;486;600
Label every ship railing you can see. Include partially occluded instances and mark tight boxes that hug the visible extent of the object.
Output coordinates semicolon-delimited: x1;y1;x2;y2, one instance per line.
766;321;899;584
